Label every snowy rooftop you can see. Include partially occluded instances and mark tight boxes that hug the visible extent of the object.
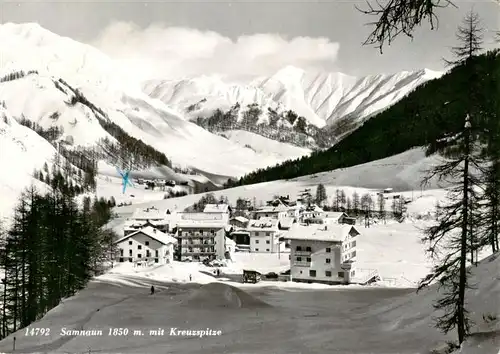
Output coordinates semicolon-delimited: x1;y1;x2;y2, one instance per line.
177;222;226;229
231;216;249;223
284;224;358;243
203;203;230;213
179;212;224;221
255;205;288;213
115;226;177;245
131;207;167;220
247;218;279;232
322;212;348;219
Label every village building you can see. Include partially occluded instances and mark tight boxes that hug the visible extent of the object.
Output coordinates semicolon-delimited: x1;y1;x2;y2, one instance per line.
253;205;289;220
229;216;249;228
299;204;324;222
246;218;283;253
203;203;232;223
304;212;356;225
115;226;177;265
284;224;359;285
124;206;174;235
228;229;251;252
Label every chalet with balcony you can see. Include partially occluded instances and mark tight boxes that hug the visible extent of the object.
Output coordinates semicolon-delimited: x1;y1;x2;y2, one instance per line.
229;216;249;228
115;226;177;265
246;218;282;253
284;224;359;285
253;205;289;220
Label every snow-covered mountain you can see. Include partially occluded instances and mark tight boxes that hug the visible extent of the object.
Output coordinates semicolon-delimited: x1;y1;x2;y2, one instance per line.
143;65;443;129
0;23;312;177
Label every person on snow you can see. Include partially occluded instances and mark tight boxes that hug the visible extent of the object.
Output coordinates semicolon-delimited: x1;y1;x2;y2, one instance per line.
150;285;155;295
189;274;192;281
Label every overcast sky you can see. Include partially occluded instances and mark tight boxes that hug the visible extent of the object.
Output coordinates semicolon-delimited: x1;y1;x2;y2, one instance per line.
1;0;499;80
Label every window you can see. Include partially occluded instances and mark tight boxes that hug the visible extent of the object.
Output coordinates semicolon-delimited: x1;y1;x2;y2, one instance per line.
119;257;124;262
338;272;344;278
352;241;357;247
326;258;331;264
255;248;259;252
351;270;355;276
306;257;311;262
120;249;124;256
266;249;270;252
255;232;260;236
155;258;159;263
266;232;270;236
138;254;142;258
255;240;259;244
266;240;270;244
138;245;142;250
296;246;302;251
129;250;132;256
129;258;132;262
155;250;159;257
325;271;332;277
146;250;151;257
306;246;311;252
145;241;149;246
129;240;132;245
326;247;331;253
352;251;357;257
296;257;302;261
309;270;316;277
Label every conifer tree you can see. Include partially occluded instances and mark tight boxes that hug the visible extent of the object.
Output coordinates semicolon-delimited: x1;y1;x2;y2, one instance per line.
444;10;484;67
419;114;483;345
315;184;327;206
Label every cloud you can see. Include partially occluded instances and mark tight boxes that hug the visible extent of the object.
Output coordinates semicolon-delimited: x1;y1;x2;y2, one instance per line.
91;22;340;81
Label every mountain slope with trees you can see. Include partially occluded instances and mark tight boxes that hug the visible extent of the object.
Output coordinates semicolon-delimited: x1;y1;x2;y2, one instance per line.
229;50;500;187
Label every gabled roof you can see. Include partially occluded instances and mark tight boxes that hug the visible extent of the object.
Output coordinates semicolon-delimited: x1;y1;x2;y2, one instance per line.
231;216;249;223
255;204;288;213
322;212;348;220
283;224;359;243
247;218;279;232
203;204;230;213
115;226;177;245
278;217;294;229
131;207;167;220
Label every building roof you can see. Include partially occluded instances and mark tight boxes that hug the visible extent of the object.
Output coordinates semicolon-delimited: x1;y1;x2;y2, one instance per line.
203;203;230;213
178;212;225;221
303;204;324;213
177;222;226;229
247;218;279;232
278;217;294;229
231;216;249;223
255;204;288;213
283;224;359;243
131;207;168;220
115;226;177;245
322;212;348;220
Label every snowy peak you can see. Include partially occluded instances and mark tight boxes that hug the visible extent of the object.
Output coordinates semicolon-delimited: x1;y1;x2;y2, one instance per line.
144;65;444;129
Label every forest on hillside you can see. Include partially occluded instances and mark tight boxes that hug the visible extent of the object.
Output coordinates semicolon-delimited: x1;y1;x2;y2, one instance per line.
228;50;500;186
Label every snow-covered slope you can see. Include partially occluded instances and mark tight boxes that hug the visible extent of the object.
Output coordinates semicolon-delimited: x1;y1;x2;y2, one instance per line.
0;23;311;178
0;107;55;220
143;65;443;129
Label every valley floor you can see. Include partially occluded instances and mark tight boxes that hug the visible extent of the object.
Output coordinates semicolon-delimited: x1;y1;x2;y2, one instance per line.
0;253;498;354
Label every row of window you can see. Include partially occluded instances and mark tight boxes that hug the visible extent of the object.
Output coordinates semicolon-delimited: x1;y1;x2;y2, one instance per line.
254;239;271;244
253;248;271;252
253;232;273;237
306;270;355;277
295;257;333;263
296;246;333;253
120;249;165;257
119;258;160;263
129;240;151;246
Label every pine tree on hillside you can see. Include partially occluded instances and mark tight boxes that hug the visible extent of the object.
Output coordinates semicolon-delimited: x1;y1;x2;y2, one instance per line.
352;192;360;215
378;193;386;223
315;184;327;206
419;114;484;346
444;10;484;67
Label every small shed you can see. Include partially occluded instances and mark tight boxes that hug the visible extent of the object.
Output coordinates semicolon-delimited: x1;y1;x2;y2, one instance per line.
242;270;262;283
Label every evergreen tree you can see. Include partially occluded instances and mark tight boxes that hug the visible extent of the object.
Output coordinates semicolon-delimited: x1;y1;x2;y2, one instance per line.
418;114;483;345
315;184;327;206
352;192;360;215
378;193;386;223
444;10;484;67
